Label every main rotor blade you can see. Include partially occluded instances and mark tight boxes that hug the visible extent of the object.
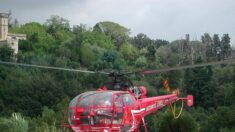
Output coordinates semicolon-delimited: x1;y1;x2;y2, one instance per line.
140;59;235;75
0;61;109;74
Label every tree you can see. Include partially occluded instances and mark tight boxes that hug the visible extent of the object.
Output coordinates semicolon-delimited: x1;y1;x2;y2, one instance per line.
135;56;147;67
45;15;72;41
0;113;28;132
73;24;90;35
213;34;221;60
102;50;117;63
154;39;169;48
201;33;212;44
119;42;138;64
41;107;56;125
80;31;114;49
221;34;231;59
201;33;214;60
185;58;214;108
45;15;70;32
11;22;55;52
0;45;14;61
79;43;103;66
214;83;235;106
132;33;153;49
147;110;198;132
146;45;156;61
93;21;130;48
201;106;235;132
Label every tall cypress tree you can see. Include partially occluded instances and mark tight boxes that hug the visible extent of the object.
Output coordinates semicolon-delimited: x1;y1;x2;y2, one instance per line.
221;34;231;59
201;33;213;61
185;58;214;108
213;34;221;60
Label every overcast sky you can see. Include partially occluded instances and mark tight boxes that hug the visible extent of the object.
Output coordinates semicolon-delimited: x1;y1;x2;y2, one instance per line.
1;0;235;46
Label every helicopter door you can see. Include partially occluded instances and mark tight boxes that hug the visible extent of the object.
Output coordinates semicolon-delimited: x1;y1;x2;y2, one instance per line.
92;92;113;125
122;93;136;131
113;94;124;124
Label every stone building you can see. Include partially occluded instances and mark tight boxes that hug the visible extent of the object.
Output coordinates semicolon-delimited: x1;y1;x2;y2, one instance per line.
0;13;26;54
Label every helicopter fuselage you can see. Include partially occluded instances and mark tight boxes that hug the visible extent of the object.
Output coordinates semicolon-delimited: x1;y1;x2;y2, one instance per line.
62;88;193;132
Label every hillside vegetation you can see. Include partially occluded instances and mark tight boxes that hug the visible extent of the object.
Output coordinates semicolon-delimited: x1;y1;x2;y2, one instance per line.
0;15;234;132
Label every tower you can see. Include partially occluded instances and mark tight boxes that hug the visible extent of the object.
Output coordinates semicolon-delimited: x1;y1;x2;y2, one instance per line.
0;13;9;40
0;12;26;54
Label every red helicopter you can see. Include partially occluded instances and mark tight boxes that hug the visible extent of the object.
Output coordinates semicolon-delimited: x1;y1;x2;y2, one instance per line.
59;59;235;132
1;59;234;132
63;81;193;132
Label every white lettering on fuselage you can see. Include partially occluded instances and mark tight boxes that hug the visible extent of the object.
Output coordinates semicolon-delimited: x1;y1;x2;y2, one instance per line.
146;104;157;111
157;101;164;107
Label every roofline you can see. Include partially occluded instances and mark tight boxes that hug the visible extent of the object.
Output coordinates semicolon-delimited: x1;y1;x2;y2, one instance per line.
0;13;9;18
8;33;27;37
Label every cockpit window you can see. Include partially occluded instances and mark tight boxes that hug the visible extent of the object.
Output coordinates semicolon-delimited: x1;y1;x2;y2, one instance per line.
112;94;124;124
90;92;112;125
93;92;112;107
68;91;127;127
69;95;80;108
123;94;135;105
78;94;95;107
114;94;123;107
68;92;96;125
68;95;81;125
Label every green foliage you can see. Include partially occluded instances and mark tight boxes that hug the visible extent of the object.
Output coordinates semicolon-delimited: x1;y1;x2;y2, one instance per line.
132;33;169;49
73;24;91;35
0;45;14;61
11;22;55;52
102;50;117;63
146;45;156;61
200;106;235;132
81;31;115;49
147;110;198;132
0;113;28;132
41;107;56;125
45;15;72;41
0;16;234;131
132;33;153;49
135;56;147;67
93;21;130;36
221;34;231;59
34;122;59;132
119;42;138;64
93;21;130;48
80;43;104;66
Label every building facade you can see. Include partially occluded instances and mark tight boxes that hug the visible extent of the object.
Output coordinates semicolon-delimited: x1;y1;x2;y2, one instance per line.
0;13;26;54
0;13;8;41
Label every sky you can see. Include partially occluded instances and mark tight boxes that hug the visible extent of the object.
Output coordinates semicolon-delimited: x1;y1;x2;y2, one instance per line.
1;0;235;46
